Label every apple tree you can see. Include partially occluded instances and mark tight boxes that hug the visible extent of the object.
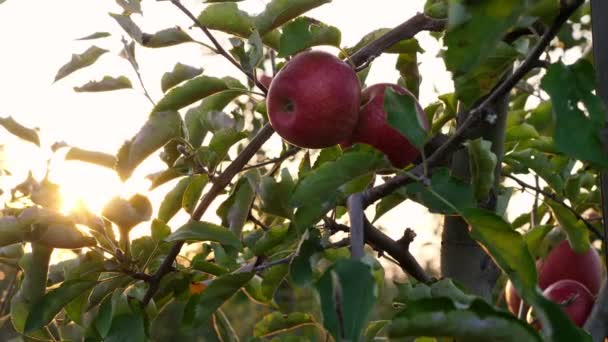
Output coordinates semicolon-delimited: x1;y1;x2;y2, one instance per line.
0;0;607;341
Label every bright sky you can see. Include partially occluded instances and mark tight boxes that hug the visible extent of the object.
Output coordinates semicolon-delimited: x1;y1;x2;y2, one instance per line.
0;0;534;270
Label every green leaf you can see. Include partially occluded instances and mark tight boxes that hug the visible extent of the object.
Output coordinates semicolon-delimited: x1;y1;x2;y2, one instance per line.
109;13;143;43
396;51;421;98
182;174;209;214
290;228;322;286
76;32;111;40
316;259;377;342
65;147;117;169
25;280;98;333
454;42;519;106
291;150;384;207
278;17;341;57
260;263;288;300
197;3;281;49
115;0;141;14
184;272;254;326
157;177;190;223
464;138;497;201
229;30;264;74
204;128;248;170
388;298;541;341
166;221;241;248
541;61;608;169
142;27;192;48
424;0;448;18
405;168;475;215
10;244;53;339
257;170;295;218
545;202;590;253
251;225;290;256
219;175;255;236
504;149;565;193
54;45;108;82
161;63;203;93
343;28;422;56
253;312;315;337
384;87;427;150
116;110;183;180
0;116;40;146
73;76;132;92
151;219;171;242
505;123;540;142
373;193;406;222
34;223;97;249
444;0;525;75
364;320;389;342
154;75;231;112
0;216;29;247
254;0;332;34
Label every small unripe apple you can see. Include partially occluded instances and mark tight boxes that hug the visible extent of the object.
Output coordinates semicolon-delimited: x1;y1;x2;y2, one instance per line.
340;83;428;168
527;279;595;327
538;240;603;295
266;50;361;149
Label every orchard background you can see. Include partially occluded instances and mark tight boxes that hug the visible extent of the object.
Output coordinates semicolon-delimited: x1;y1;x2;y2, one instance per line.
0;0;607;341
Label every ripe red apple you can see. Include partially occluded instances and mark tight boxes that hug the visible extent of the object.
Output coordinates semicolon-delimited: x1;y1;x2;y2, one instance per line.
266;50;361;149
527;279;595;327
538;240;603;295
340;83;428;168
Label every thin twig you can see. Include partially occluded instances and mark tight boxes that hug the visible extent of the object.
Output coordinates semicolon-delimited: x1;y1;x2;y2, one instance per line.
248;213;270;231
120;37;155;106
362;0;585;207
169;0;268;94
241;147;300;171
505;173;603;239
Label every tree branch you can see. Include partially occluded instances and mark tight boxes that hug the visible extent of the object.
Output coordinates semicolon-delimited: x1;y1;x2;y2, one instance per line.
241;147;300;171
169;0;269;94
505;173;604;239
349;13;446;67
362;0;585;207
347;193;365;260
325;218;431;284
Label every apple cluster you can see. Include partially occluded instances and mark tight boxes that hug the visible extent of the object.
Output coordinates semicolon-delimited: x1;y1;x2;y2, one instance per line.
505;240;604;327
265;50;427;168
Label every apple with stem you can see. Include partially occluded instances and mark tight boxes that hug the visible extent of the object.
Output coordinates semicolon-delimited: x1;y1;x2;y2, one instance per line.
527;279;595;328
340;83;428;168
266;50;361;149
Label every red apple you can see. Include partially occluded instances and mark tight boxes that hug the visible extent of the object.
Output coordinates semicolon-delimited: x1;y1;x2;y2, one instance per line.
266;50;361;149
538;240;603;295
340;83;428;168
527;279;595;327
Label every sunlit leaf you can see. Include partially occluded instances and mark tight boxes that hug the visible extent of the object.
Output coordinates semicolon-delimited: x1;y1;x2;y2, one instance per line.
182;174;209;214
142;27;193;48
116;110;183;180
316;259;377;342
34;223;97;249
157;177;190;223
54;46;108;82
109;13;143;43
76;32;111;40
464;138;497;201
278;17;341;57
25;280;98;333
65;147;117;169
0;116;40;146
166;221;241;248
0;216;28;250
73;76;132;92
545;202;590;253
253;312;315;337
161;63;203;93
154;75;230;112
115;0;141;14
254;0;332;35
